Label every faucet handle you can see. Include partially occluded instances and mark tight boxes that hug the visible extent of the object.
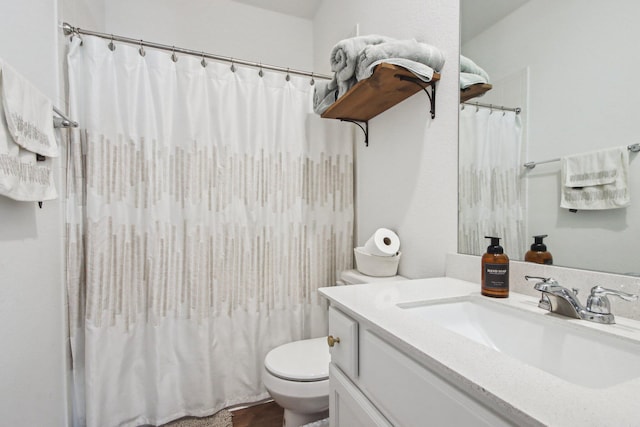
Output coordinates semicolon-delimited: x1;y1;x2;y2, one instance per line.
525;276;558;284
525;276;560;291
525;276;559;310
586;286;639;315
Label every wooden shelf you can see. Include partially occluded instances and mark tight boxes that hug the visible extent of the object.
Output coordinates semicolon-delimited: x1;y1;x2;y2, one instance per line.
321;63;440;122
460;83;492;103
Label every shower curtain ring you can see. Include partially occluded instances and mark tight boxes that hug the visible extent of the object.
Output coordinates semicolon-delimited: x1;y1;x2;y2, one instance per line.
286;68;290;81
230;58;236;72
138;40;145;57
171;46;178;63
108;35;116;51
69;27;83;45
258;63;264;77
489;104;494;114
310;72;315;86
201;52;207;68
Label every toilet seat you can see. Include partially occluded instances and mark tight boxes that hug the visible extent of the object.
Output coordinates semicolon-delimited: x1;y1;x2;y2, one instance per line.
264;337;330;382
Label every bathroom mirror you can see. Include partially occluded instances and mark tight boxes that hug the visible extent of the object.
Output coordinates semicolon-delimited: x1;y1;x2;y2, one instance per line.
459;0;640;276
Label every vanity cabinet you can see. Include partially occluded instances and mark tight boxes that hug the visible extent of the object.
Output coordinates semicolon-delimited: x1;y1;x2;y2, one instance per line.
327;305;516;427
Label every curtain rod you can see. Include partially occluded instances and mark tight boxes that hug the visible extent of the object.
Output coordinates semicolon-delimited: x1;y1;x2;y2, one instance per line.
462;101;521;114
61;23;332;82
524;144;640;169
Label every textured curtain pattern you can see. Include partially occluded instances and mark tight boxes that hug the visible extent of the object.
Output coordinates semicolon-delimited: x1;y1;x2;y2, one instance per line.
458;106;525;258
66;36;353;427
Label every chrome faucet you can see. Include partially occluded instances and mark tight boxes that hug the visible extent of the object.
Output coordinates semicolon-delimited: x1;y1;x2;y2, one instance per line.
524;276;638;324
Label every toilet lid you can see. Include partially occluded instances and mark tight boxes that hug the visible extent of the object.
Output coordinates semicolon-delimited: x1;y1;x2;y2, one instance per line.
265;337;330;381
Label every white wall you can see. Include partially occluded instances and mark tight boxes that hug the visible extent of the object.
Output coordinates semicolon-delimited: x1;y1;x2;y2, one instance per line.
0;0;68;426
462;0;640;275
314;0;460;278
101;0;314;71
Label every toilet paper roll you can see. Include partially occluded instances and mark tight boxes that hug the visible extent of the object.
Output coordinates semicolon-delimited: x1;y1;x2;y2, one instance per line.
363;228;400;257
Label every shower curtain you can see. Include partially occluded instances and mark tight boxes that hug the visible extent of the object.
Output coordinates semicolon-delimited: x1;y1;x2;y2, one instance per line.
65;35;354;427
458;105;525;258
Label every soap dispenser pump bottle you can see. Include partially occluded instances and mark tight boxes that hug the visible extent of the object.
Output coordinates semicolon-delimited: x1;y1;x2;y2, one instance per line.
525;235;553;265
481;236;510;298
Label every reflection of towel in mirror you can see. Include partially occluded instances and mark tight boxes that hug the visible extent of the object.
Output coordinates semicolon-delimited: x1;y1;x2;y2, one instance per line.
560;146;630;210
313;77;338;115
460;54;490;83
330;35;393;97
355;39;445;82
460;72;488;90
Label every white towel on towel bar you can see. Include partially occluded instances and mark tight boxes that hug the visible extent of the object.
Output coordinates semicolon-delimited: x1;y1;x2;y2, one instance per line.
0;58;57;201
560;146;630;210
0;59;58;157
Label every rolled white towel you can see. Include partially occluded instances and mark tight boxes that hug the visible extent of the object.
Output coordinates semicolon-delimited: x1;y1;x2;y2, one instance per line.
313;77;338;115
357;58;435;83
330;35;394;95
355;39;445;82
460;54;490;83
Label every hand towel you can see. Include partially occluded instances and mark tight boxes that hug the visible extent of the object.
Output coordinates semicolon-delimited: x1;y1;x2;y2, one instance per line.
560;146;630;210
0;58;59;157
355;39;446;82
460;55;490;83
0;99;57;201
0;59;57;201
357;58;435;83
330;35;394;96
313;77;338;115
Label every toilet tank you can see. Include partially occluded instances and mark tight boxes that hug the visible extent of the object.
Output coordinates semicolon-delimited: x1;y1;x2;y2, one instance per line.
337;269;407;286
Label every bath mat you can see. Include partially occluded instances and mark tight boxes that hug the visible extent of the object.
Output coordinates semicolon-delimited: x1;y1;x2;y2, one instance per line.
161;409;232;427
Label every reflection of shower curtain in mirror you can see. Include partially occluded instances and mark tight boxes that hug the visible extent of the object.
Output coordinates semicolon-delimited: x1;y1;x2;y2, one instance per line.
65;35;354;427
459;106;525;258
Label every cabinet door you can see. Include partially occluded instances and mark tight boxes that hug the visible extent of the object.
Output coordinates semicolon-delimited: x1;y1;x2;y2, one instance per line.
359;329;516;427
329;364;392;427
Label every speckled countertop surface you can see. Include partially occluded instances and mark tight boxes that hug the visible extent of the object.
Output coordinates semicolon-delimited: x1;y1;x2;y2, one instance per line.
319;277;640;427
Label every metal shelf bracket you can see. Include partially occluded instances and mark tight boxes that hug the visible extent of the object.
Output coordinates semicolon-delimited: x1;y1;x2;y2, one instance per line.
396;75;437;119
340;119;369;147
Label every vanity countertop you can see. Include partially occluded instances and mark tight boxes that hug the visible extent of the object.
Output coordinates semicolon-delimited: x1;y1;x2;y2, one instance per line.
319;277;640;427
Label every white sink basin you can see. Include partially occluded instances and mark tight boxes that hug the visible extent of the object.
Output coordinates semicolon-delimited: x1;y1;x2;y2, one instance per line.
398;296;640;388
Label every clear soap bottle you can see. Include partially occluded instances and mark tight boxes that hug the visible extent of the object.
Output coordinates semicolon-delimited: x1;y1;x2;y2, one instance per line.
481;236;509;298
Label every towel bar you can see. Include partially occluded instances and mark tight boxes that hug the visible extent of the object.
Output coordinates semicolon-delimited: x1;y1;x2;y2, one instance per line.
524;144;640;169
53;106;78;128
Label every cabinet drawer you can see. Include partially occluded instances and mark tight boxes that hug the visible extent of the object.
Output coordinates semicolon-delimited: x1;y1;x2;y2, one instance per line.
328;306;358;378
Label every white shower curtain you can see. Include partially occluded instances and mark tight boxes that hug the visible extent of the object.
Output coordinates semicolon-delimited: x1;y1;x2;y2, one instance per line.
458;105;525;258
65;35;354;427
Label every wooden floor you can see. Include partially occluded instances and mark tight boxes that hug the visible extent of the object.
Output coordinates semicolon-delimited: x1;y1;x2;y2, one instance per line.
232;401;283;427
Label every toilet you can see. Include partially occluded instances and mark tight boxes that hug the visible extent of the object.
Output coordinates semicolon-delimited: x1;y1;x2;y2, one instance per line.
262;269;407;427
